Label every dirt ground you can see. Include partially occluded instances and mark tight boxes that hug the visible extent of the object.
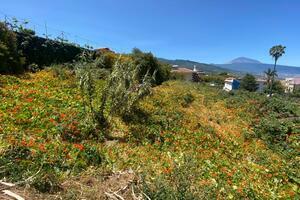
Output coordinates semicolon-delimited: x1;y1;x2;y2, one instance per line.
0;170;145;200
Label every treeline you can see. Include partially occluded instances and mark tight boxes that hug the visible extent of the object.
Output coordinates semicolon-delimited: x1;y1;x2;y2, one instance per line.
0;20;84;74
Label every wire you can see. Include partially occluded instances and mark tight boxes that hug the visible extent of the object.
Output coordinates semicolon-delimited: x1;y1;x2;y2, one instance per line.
0;10;124;53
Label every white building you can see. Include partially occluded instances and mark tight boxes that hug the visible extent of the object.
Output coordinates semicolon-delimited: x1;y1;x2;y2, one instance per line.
284;78;300;93
223;78;240;91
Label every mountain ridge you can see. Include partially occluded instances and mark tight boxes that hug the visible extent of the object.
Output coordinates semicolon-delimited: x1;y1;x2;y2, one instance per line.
158;58;236;73
228;57;262;64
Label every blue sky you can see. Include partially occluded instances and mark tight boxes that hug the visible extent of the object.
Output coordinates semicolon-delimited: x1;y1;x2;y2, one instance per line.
1;0;300;66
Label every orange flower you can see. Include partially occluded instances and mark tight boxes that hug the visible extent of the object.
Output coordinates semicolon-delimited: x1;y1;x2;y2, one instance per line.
39;144;46;152
73;143;84;151
21;139;27;146
60;113;66;119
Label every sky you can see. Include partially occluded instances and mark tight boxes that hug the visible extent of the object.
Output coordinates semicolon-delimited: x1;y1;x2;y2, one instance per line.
1;0;300;66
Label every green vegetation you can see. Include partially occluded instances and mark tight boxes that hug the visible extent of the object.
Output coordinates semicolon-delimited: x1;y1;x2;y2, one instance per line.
0;17;299;199
0;22;25;73
268;45;286;96
0;69;299;199
240;73;258;92
0;19;83;74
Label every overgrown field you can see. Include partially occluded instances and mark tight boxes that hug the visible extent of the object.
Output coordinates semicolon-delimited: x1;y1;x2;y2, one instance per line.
0;70;299;199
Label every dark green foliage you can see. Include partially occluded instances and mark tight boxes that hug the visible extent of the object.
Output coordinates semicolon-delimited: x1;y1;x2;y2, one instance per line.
182;92;194;107
240;73;258;92
254;97;299;149
264;80;285;95
1;19;84;74
16;32;83;68
0;22;25;73
131;48;171;85
192;72;201;82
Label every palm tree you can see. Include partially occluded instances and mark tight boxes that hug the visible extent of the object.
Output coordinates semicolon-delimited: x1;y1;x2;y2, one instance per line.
269;45;286;96
264;68;277;94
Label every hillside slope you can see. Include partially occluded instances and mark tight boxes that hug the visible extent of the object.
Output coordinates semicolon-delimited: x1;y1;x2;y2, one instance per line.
158;58;234;73
0;70;299;199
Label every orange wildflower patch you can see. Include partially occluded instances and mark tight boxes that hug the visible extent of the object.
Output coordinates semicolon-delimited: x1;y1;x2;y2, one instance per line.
73;143;84;151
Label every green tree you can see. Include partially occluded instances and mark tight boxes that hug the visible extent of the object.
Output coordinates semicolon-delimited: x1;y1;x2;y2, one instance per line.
0;22;24;73
269;45;286;96
192;72;200;82
264;80;284;95
240;73;258;92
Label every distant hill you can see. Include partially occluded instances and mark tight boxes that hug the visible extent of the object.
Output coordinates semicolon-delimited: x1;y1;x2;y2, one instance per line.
158;58;233;73
228;57;261;64
218;57;300;78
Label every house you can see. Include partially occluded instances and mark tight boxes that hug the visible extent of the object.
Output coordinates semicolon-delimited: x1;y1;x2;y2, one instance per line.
223;78;240;91
284;77;300;93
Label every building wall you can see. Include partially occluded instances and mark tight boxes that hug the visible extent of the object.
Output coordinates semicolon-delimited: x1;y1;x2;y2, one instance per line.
224;82;233;91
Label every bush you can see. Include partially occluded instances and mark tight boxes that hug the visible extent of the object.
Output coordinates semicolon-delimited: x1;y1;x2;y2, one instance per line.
264;80;285;95
182;92;194;107
76;54;155;139
131;48;171;85
254;97;300;149
0;22;25;73
192;72;201;82
240;73;258;92
254;116;294;144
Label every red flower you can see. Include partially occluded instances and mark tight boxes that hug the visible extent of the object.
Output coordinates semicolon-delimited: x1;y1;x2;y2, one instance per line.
73;143;84;151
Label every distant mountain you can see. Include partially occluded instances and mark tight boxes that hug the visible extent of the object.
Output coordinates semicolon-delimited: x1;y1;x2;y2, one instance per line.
158;58;233;73
228;57;261;64
218;57;300;78
159;57;300;78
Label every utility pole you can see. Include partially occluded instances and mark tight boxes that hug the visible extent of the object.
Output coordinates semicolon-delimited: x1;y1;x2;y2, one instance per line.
4;15;7;25
45;22;48;39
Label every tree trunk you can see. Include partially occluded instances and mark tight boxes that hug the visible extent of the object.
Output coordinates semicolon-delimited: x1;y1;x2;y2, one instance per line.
269;59;277;97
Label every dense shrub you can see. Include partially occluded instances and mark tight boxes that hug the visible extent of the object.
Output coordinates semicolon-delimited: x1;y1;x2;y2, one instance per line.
16;32;83;68
131;48;171;85
264;80;285;95
0;22;25;73
75;54;155;139
192;72;201;82
240;73;258;92
254;97;300;149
